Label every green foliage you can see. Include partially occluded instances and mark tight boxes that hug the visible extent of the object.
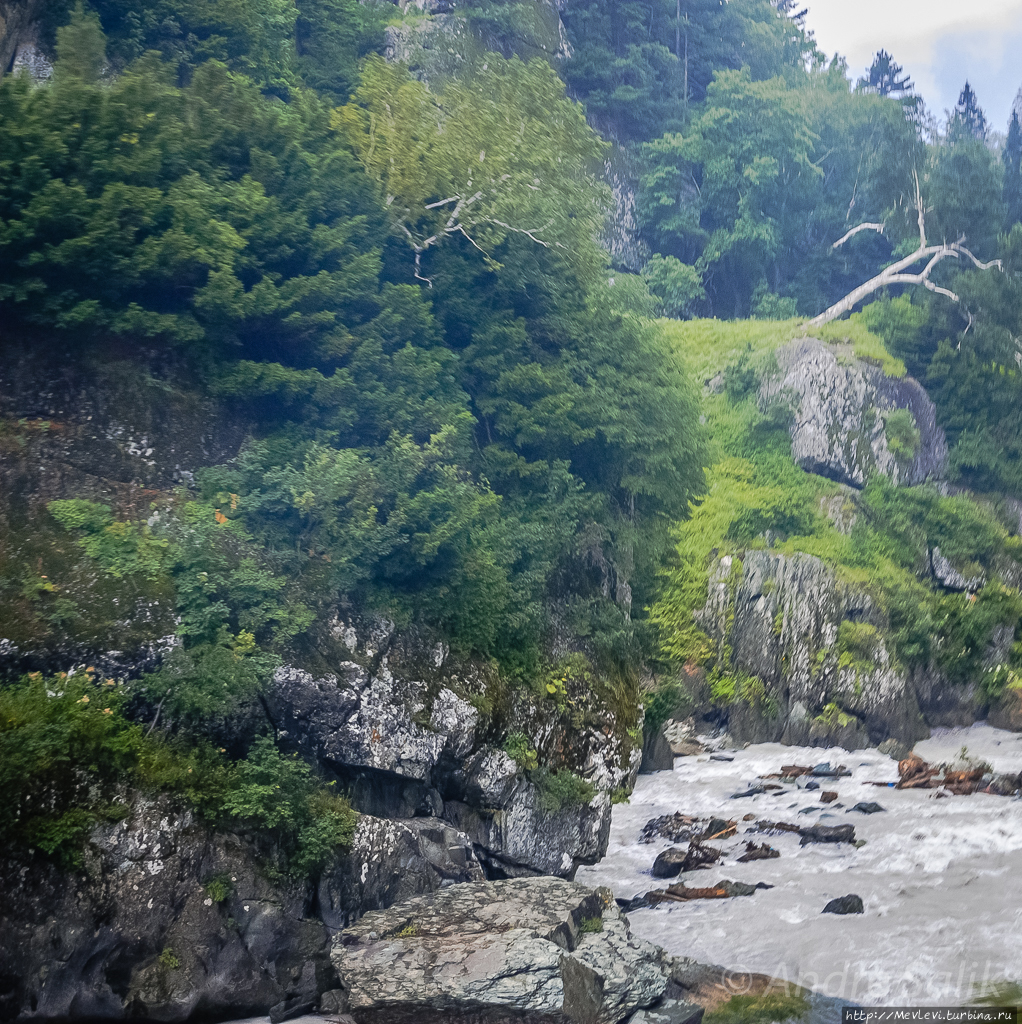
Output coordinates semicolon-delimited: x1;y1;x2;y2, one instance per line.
884;409;921;461
837;621;881;668
641;255;705;318
813;318;907;378
642;676;689;732
44;0;299;90
579;916;604;933
561;0;815;143
0;672;223;863
48;501;171;580
504;732;539;772
532;767;597;813
204;873;233;903
214;735;359;874
158;948;181;971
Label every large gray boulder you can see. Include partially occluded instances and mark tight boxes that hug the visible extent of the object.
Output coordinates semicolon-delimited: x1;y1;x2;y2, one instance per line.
268;663;478;784
762;338;947;488
332;878;685;1024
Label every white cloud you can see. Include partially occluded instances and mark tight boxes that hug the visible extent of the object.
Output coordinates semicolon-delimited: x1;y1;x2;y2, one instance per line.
802;0;1022;131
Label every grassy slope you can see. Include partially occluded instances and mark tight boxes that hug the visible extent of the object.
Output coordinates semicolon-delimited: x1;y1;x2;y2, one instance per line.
652;317;1022;705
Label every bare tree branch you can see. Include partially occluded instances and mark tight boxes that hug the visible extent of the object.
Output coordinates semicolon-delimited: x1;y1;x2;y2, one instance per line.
809;182;1003;328
832;222;885;249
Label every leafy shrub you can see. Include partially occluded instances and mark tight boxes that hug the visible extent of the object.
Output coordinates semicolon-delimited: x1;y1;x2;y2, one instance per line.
224;735;359;875
158;948;180;971
579;916;604;933
532;768;597;813
204;874;233;903
837;621;882;668
504;732;539;772
884;408;921;461
641;255;705;318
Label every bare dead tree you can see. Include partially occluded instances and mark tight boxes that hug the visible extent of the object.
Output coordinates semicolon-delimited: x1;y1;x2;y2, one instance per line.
808;172;1002;328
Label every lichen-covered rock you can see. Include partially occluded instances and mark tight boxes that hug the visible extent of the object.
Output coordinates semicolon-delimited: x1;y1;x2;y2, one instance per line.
762;338;947;488
317;815;484;930
602;145;652;272
267;664;478;783
446;781;613;880
333;878;670;1024
0;798;335;1023
695;550;929;747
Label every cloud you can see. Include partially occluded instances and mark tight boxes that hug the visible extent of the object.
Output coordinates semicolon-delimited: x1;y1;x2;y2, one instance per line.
803;0;1022;131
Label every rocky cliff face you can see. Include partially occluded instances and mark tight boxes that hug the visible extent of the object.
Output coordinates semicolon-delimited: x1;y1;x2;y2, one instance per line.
762;338;948;488
0;337;641;1020
692;545;1016;748
268;615;640;880
0;0;42;77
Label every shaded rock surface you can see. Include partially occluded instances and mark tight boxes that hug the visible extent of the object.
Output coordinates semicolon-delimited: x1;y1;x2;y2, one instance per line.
695;549;931;748
333;877;691;1024
266;620;641;881
317;815;485;930
0;799;335;1023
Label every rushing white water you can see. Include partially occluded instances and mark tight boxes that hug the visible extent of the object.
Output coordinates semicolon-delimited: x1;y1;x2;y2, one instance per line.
576;723;1022;1006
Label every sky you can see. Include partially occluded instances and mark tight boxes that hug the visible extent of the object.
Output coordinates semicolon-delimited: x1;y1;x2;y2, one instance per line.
801;0;1022;134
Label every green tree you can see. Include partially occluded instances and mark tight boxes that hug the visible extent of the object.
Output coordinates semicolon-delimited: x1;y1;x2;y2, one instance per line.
857;50;913;97
337;55;609;283
947;81;987;143
1004;111;1022;230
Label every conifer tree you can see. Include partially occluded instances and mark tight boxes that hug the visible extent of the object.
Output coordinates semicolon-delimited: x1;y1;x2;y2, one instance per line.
858;50;913;97
1004;111;1022;229
947;81;988;143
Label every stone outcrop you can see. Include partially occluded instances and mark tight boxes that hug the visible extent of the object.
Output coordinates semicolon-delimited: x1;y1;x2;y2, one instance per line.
694;545;1022;744
0;797;495;1021
331;877;699;1024
267;616;641;881
762;338;947;488
0;0;43;77
317;815;485;931
0;799;335;1023
695;549;928;747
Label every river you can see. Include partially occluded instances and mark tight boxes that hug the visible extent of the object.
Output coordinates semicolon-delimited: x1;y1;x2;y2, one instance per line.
576;723;1022;1007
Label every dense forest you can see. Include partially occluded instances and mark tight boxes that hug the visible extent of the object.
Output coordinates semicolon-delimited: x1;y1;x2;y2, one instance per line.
3;0;1022;878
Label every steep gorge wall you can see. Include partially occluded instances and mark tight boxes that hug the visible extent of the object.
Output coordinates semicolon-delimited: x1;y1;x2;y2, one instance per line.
0;0;42;75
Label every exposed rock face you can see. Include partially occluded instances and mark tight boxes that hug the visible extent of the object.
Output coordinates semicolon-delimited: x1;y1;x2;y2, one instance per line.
990;685;1022;731
0;0;43;77
695;546;1022;744
332;878;692;1024
695;549;929;747
266;619;640;880
929;546;985;592
603;145;652;273
762;338;948;488
0;799;335;1023
317;815;485;931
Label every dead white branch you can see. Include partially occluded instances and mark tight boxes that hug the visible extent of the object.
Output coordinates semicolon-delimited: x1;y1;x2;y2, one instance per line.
831;222;885;249
809;173;1002;328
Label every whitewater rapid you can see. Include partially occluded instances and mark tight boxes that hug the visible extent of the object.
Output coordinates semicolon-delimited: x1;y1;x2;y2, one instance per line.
576;723;1022;1006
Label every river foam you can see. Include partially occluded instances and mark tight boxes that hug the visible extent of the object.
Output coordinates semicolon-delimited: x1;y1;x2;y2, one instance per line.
576;723;1022;1006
